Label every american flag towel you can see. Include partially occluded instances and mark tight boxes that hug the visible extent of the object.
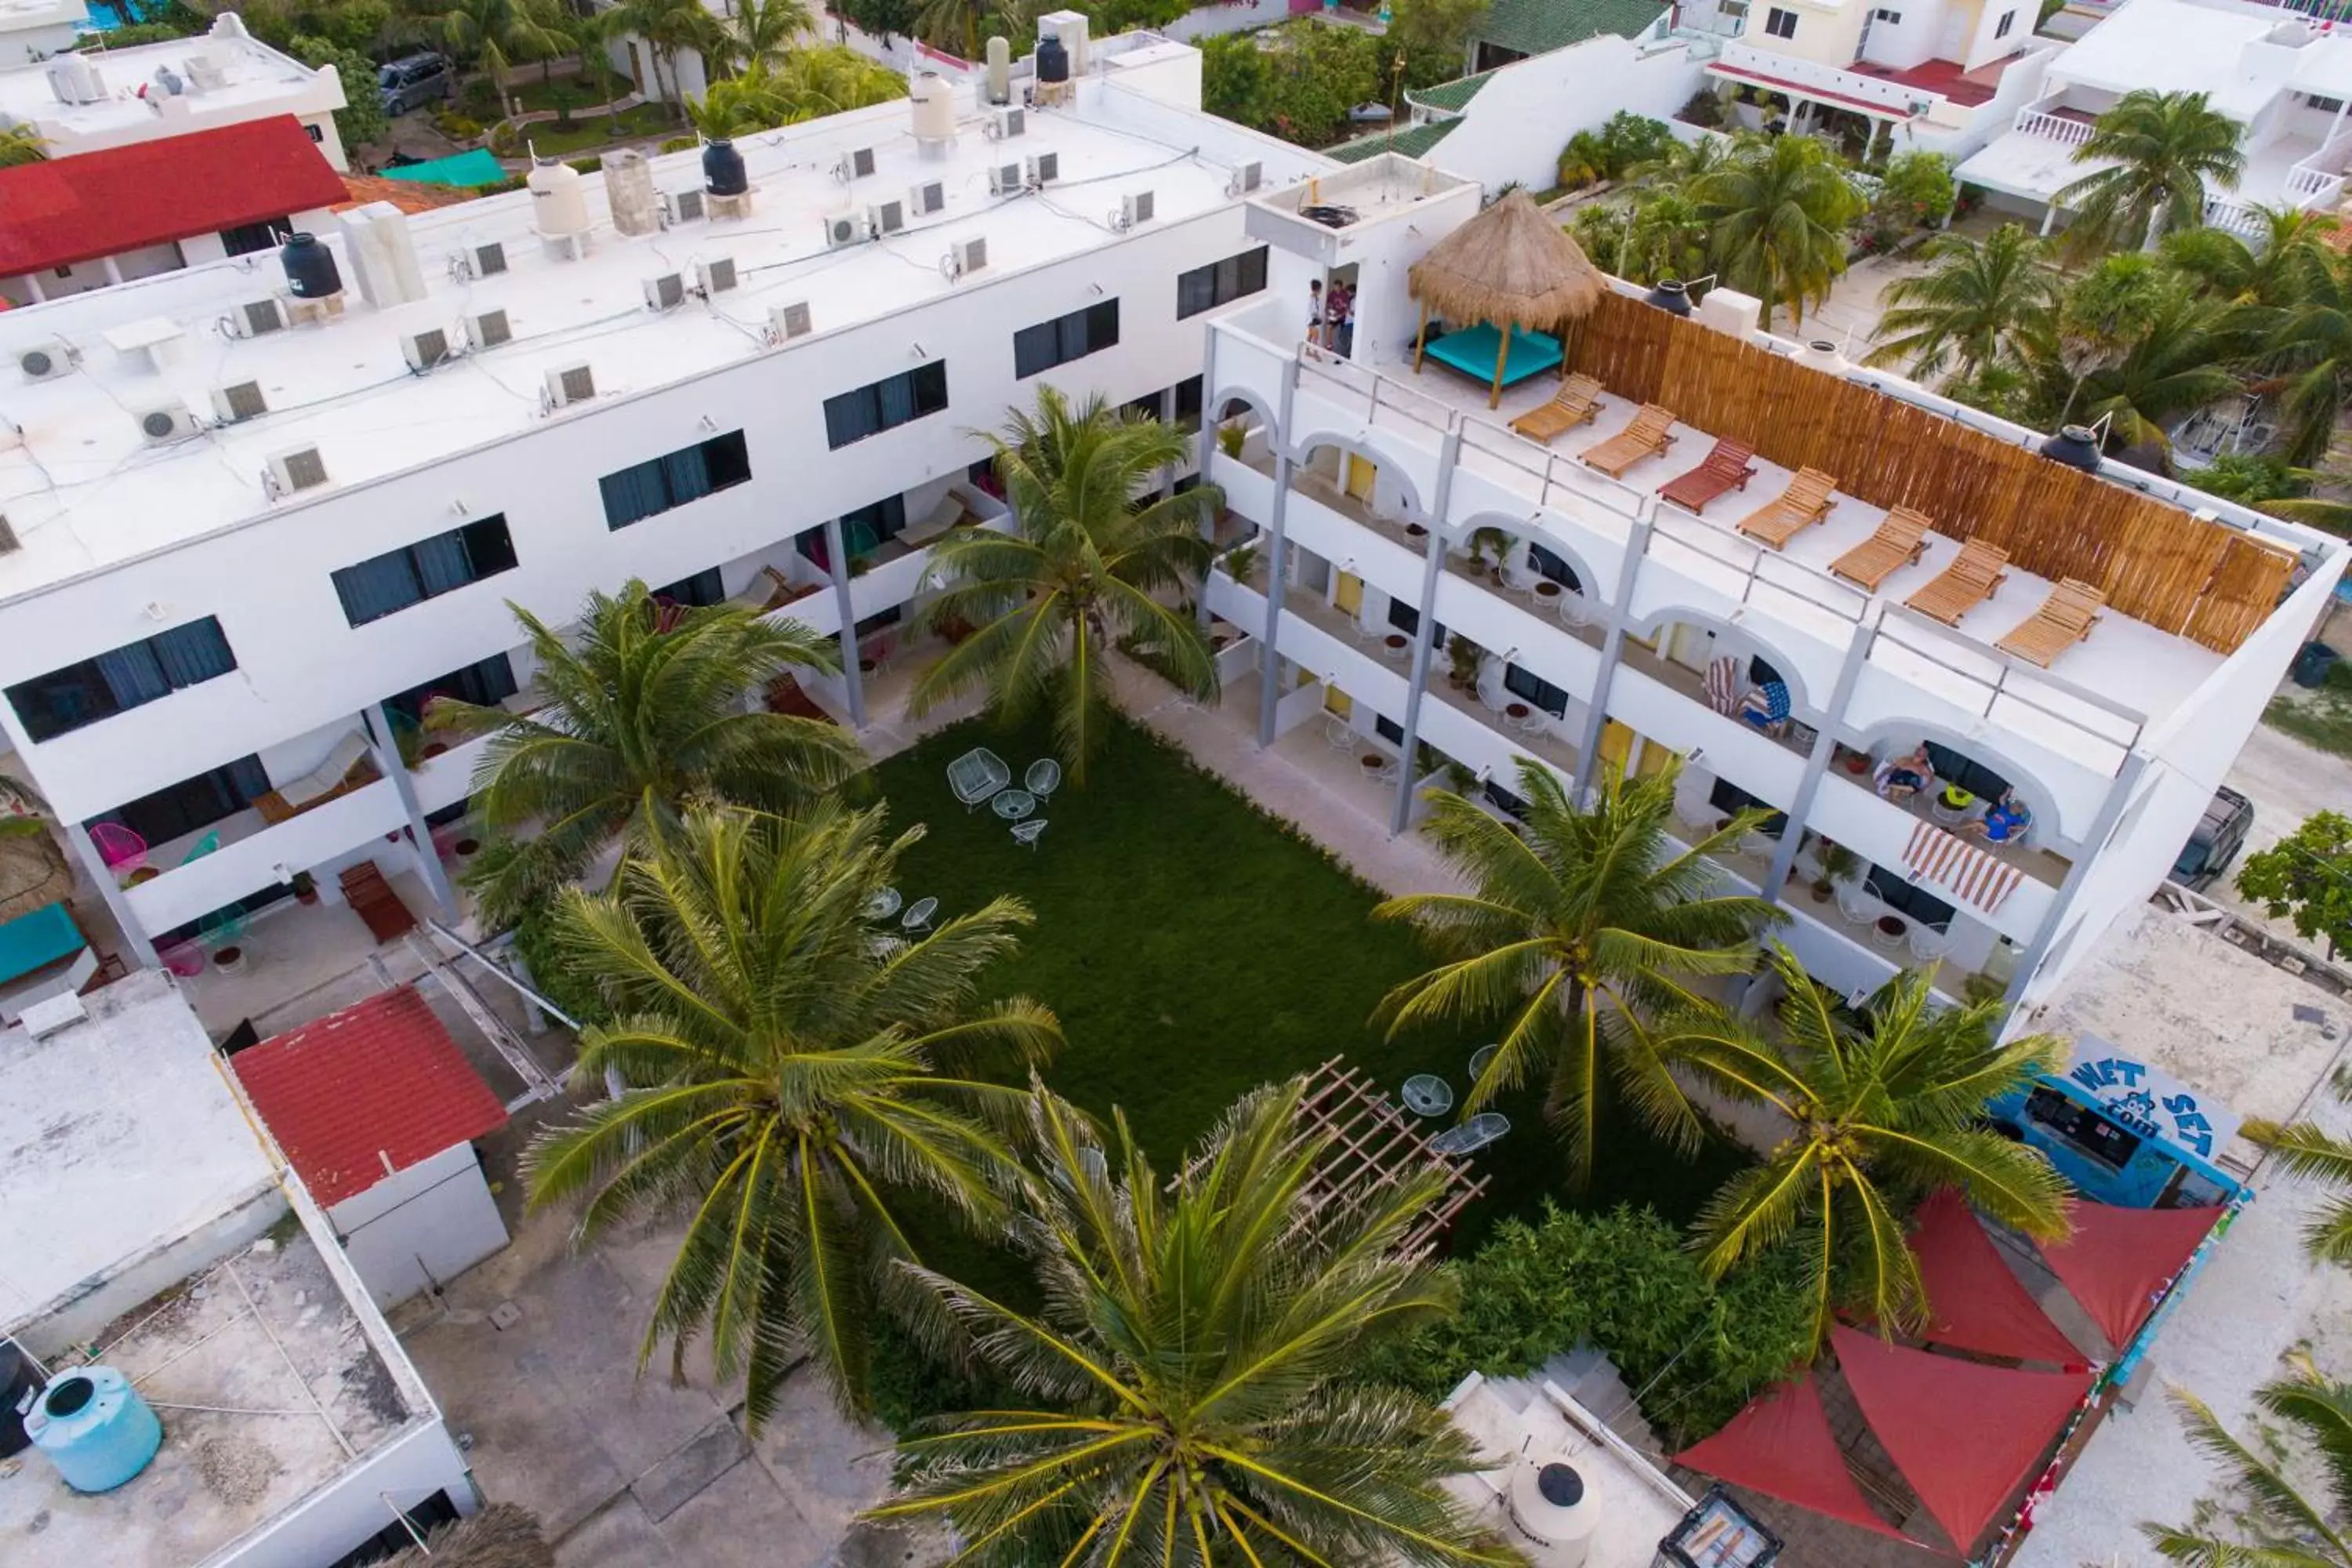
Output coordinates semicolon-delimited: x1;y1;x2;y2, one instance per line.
1903;820;2023;915
1706;657;1739;716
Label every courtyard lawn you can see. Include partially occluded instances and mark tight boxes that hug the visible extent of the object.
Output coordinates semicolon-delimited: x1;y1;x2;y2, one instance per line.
870;712;1752;1244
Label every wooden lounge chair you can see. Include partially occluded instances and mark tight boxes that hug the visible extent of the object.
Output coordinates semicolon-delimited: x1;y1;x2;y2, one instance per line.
1508;373;1605;443
1996;578;2106;666
1579;404;1677;479
1659;438;1759;514
252;732;382;826
1905;539;2010;626
338;861;418;945
1733;467;1838;550
1828;506;1932;590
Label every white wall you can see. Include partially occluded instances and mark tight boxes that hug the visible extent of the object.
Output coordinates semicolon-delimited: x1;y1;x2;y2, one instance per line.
209;1419;478;1568
329;1142;509;1308
1415;34;1706;194
16;1184;285;1359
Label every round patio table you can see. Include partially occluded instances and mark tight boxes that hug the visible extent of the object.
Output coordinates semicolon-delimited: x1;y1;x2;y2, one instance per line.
1404;522;1429;541
1533;580;1563;603
992;789;1038;820
1359;752;1388;776
1402;1075;1454;1116
1383;633;1410;658
1875;914;1908;949
1504;702;1531;723
865;887;904;920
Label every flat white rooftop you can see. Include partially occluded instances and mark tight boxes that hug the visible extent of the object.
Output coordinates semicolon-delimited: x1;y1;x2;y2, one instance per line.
1444;1371;1693;1568
0;16;331;141
0;970;274;1330
2042;0;2301;114
0;66;1323;603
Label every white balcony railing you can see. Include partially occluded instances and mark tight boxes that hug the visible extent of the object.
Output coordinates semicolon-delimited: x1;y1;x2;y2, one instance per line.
2285;129;2352;209
2012;105;2094;147
2202;196;2268;239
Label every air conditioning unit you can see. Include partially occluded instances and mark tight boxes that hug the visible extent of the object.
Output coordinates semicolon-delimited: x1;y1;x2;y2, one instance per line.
768;300;813;343
132;398;198;445
1227;160;1262;196
543;361;595;409
464;307;512;350
988;106;1025;140
17;339;74;381
401;325;454;370
228;297;287;338
183;53;227;90
821;210;869;250
643;272;686;312
1113;190;1155;230
695;256;739;296
942;235;987;279
909;180;945;216
835;146;877;182
988;162;1022;196
209;380;267;423
265;445;328;497
1025;152;1059;186
662;188;706;226
869;198;906;235
456;240;507;281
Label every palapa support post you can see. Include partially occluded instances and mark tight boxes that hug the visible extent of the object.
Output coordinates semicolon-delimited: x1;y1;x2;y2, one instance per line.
1488;320;1508;409
1414;299;1430;373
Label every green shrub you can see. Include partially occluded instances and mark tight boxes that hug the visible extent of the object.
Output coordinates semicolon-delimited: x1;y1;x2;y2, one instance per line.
434;111;485;140
566;154;603;174
1678;89;1726;129
508;889;614;1032
660;135;699;154
1356;1204;1814;1444
2193;452;2302;508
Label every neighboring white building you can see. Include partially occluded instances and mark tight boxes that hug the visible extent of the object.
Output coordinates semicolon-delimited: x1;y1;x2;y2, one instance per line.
0;971;481;1568
0;32;1322;969
1956;0;2352;237
1197;154;2347;1020
0;13;351;169
0;0;83;69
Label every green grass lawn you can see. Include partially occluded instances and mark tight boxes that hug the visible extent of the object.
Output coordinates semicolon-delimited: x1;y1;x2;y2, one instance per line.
870;712;1751;1247
514;103;675;158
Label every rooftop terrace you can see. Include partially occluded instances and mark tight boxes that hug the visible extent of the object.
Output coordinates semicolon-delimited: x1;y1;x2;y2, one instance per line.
0;60;1325;601
0;15;337;145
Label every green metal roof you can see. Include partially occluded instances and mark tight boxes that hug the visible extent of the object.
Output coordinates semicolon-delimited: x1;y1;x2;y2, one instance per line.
1326;118;1461;164
1470;0;1669;60
1406;70;1496;114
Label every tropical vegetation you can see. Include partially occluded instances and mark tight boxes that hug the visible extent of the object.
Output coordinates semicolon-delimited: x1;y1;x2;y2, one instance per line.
1373;757;1777;1188
910;389;1219;782
1200;0;1488;147
1690;131;1867;329
2143;1357;2352;1566
430;581;861;926
403;0;569;95
2245;1075;2352;1270
1676;945;2073;1346
2234;811;2352;960
685;47;908;138
868;1083;1508;1568
1865;223;2062;386
2056;88;2245;255
523;803;1059;1424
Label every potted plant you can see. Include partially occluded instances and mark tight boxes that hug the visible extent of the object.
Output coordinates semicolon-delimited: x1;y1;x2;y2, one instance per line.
1811;839;1859;903
292;870;318;906
1468;527;1511;579
1835;742;1871;776
1445;759;1478;793
1446;633;1483;691
1217;422;1247;459
211;943;244;972
1224;543;1260;583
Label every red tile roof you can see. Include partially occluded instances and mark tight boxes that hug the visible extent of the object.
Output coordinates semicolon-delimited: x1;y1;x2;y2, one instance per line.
234;986;509;1207
0;114;350;277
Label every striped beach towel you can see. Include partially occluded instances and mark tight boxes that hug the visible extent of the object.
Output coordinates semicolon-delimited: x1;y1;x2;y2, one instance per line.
1706;657;1739;716
1903;820;2023;915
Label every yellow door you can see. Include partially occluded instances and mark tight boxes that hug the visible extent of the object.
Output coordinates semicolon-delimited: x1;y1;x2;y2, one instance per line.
1324;686;1352;718
1635;735;1675;779
1345;455;1377;502
1334;572;1364;617
1598;720;1635;780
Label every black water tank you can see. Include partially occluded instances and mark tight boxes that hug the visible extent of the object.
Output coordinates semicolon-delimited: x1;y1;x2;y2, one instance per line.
279;232;340;299
1036;35;1069;82
1644;278;1692;317
0;1340;47;1459
702;138;747;197
2038;423;2102;474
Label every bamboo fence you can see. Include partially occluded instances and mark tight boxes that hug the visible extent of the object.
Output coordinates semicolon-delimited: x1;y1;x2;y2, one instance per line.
1563;293;2298;653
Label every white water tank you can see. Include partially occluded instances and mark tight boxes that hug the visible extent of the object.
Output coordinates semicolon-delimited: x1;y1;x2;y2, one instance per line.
529;158;592;243
985;36;1011;103
910;72;954;143
605;147;659;237
1508;1458;1602;1568
1795;338;1846;374
1037;9;1089;74
337;202;426;308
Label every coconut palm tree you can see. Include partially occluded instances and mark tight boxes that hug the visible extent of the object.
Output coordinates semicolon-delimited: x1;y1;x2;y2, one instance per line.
1679;944;2072;1347
2244;1076;2352;1268
1620;188;1712;289
704;0;813;74
1864;223;2062;388
687;46;906;133
0;122;45;168
405;0;569;96
2248;246;2352;466
598;0;719;119
2063;287;2241;454
2144;1357;2352;1566
909;389;1220;784
1691;132;1864;330
1372;757;1778;1189
909;0;1006;60
2161;205;2340;312
867;1083;1509;1568
428;581;860;926
2056;89;2245;253
525;804;1059;1425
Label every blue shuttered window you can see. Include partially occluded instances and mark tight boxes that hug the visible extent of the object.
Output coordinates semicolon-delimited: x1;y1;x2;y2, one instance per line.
7;616;238;742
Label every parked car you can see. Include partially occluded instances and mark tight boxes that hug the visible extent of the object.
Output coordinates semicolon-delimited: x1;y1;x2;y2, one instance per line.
2173;786;2253;892
379;53;453;116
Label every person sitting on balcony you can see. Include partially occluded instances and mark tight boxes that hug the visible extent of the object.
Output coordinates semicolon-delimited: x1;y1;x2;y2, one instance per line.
1875;744;1935;802
1962;789;2033;844
1738;679;1791;735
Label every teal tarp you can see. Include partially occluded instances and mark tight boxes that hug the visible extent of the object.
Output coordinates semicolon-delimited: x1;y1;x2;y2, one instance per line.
0;901;83;985
380;149;512;188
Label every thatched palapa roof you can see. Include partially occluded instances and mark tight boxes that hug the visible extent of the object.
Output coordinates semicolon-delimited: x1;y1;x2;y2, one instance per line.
1406;189;1606;332
381;1504;554;1568
0;826;72;925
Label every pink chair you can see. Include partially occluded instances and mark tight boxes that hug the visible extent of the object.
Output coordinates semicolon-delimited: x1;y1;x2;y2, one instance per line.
160;942;206;978
90;822;147;874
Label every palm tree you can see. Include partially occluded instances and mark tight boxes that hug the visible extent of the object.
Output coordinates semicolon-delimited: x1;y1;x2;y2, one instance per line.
0;122;44;169
1679;945;2072;1346
1691;132;1864;330
2250;244;2352;466
405;0;569;96
428;582;860;926
2145;1358;2352;1565
2161;205;2339;312
704;0;813;75
1372;757;1777;1189
910;0;1006;59
525;804;1059;1424
909;389;1220;783
867;1084;1509;1568
2056;89;2245;253
2244;1076;2352;1267
1619;188;1711;289
599;0;719;119
2065;288;2241;454
1864;223;2061;388
687;47;906;135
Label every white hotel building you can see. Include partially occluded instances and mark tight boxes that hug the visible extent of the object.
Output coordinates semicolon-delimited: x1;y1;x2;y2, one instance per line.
0;28;2337;1025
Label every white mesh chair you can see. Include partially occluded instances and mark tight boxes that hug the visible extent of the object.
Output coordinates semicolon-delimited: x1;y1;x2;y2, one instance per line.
1468;1044;1498;1081
1326;715;1356;749
1429;1113;1510;1157
1907;923;1951;963
1011;819;1048;850
902;897;939;933
1835;883;1875;925
1025;759;1062;800
1500;559;1542;595
864;887;903;921
1558;593;1594;628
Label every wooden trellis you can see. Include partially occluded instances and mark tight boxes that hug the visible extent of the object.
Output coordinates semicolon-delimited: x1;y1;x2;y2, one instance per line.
1284;1056;1489;1257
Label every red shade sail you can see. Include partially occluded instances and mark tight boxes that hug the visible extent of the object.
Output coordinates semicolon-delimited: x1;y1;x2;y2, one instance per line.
2039;1201;2221;1351
1674;1374;1916;1544
1831;1326;2090;1555
1911;1189;2083;1367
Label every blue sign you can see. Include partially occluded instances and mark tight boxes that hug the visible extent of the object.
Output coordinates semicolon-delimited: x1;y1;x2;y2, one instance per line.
2061;1040;2238;1162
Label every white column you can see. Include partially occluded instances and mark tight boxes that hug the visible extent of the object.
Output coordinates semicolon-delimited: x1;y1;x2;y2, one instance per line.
365;704;460;920
64;823;160;969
